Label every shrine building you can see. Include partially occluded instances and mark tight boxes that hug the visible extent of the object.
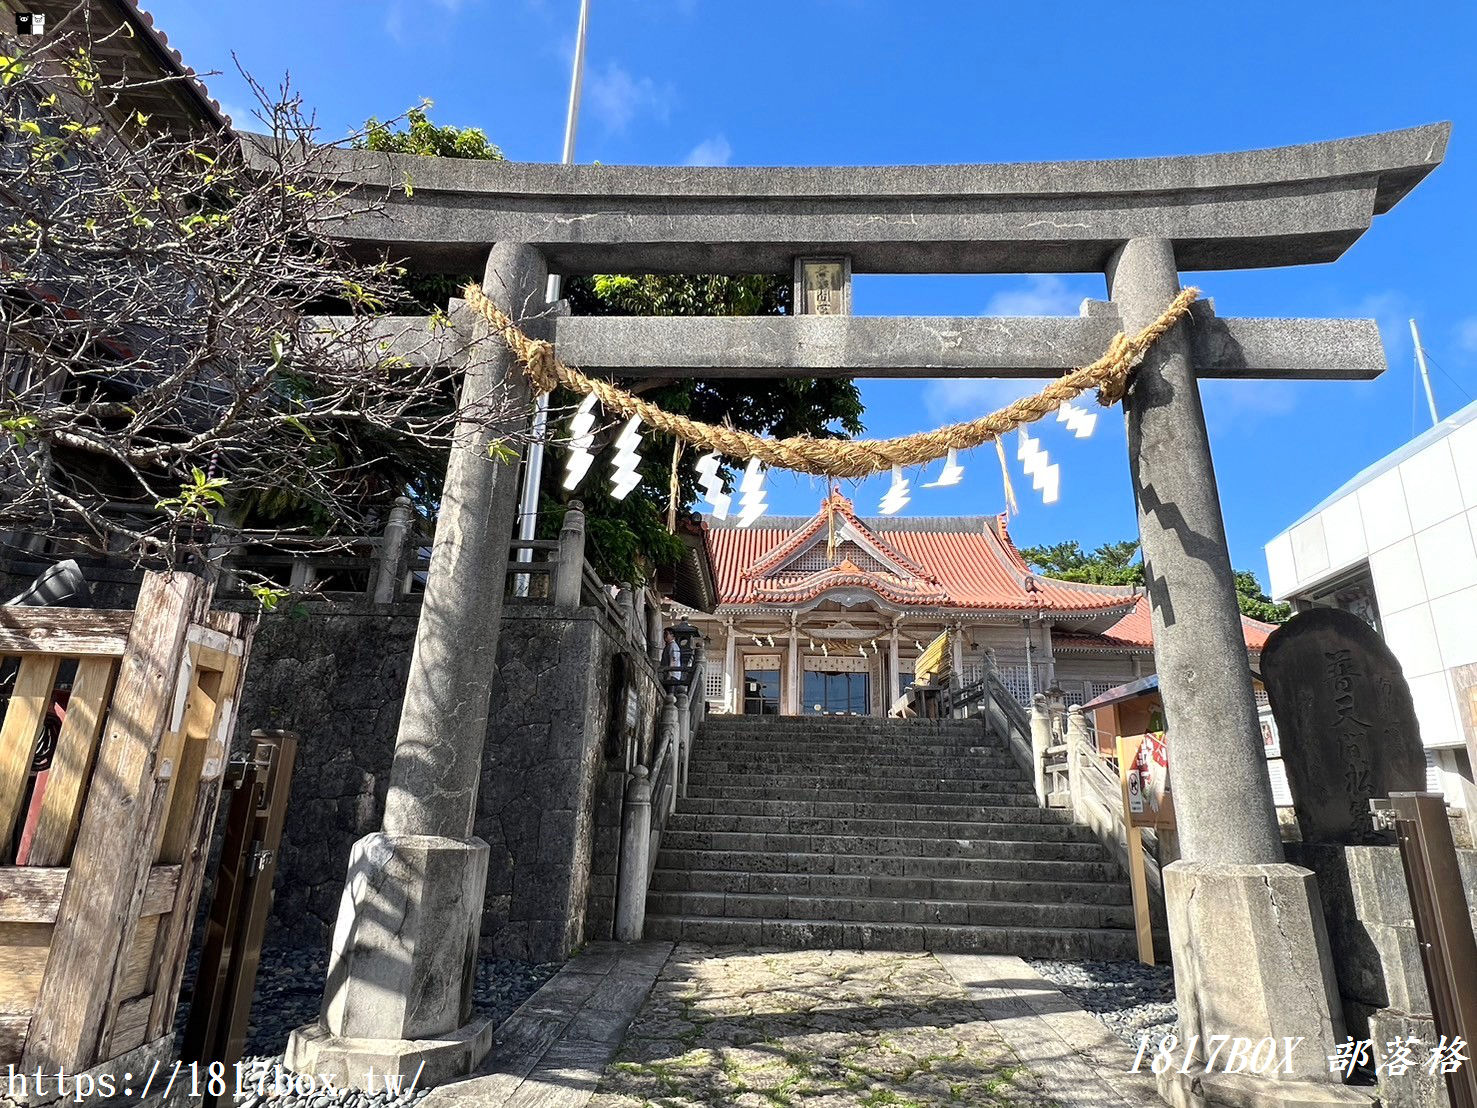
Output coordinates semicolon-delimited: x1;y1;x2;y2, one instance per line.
682;491;1274;716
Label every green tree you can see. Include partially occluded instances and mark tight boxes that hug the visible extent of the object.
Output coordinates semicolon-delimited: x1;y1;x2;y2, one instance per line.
1017;540;1143;586
360;112;864;584
1019;540;1291;623
1232;569;1293;623
361;105;503;161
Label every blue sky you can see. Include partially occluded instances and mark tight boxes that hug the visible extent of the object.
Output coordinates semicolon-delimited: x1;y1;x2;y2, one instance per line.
149;0;1477;580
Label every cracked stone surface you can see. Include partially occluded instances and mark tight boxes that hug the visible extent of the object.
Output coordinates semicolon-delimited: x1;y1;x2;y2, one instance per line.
588;945;1059;1107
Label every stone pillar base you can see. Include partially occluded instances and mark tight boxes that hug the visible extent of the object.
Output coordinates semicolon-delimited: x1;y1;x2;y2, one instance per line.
293;832;492;1088
1165;862;1346;1085
285;1017;496;1090
1157;1068;1377;1108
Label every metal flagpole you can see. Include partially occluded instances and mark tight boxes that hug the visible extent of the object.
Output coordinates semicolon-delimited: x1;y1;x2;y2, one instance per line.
1410;318;1441;429
515;0;590;595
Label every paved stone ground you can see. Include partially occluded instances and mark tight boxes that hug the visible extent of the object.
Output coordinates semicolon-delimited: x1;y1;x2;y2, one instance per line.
586;946;1063;1108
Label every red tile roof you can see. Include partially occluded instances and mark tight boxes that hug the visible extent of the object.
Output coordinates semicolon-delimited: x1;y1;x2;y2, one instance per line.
1052;595;1275;654
705;493;1140;616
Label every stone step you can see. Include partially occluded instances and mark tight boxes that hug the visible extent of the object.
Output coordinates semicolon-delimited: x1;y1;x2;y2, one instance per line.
659;829;1105;861
690;755;1025;774
666;811;1097;843
642;914;1138;960
704;717;982;728
698;733;992;747
697;738;1009;752
654;848;1121;883
685;771;1033;794
685;784;1039;807
686;765;1030;787
677;796;1075;823
646;889;1135;930
648;867;1133;905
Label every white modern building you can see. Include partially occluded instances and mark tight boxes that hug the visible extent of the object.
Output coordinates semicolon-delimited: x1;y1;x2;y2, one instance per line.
1264;398;1477;802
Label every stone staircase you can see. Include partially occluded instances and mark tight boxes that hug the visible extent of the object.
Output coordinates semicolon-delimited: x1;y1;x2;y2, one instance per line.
644;715;1137;958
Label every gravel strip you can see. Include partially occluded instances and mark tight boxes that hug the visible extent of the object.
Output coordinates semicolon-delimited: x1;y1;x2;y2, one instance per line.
1028;959;1177;1049
175;944;558;1106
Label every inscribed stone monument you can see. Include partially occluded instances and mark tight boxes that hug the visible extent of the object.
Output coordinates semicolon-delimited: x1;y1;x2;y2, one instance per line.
1261;608;1426;843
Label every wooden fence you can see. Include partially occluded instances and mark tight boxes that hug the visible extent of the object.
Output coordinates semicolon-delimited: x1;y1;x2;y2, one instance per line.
0;572;252;1075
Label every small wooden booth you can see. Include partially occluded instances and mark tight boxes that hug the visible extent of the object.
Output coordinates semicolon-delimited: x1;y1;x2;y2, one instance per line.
0;572;252;1076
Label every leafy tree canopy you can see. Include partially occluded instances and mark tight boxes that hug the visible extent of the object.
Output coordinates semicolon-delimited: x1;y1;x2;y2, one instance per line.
365;113;864;585
359;105;503;161
1018;540;1291;623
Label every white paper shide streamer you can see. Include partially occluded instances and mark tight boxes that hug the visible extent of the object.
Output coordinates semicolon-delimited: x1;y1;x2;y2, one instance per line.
1016;429;1060;505
695;451;731;520
609;415;644;500
922;447;964;488
1056;401;1098;439
879;465;910;515
561;393;599;491
737;457;768;527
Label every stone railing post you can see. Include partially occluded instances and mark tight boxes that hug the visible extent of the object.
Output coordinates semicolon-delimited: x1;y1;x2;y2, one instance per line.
675;687;691;799
553;500;585;608
617;582;637;646
614;765;652;942
692;640;708;731
658;693;680;817
371;495;414;604
1030;693;1052;807
647;597;663;667
1066;704;1091;824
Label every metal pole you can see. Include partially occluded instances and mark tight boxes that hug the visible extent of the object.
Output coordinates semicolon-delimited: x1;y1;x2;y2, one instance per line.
515;0;590;595
1411;318;1441;429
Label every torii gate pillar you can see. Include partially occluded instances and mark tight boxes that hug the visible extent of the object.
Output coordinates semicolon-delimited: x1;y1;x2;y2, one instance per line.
1112;239;1362;1107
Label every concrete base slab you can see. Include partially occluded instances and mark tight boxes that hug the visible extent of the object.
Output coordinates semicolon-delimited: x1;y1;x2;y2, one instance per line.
285;1015;496;1091
1157;1068;1376;1108
1165;862;1345;1083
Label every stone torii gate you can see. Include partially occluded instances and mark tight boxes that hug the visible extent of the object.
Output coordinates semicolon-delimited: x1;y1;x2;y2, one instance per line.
288;124;1449;1105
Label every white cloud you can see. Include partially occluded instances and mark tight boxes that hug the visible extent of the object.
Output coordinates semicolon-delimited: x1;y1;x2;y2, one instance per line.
216;101;258;129
586;62;673;132
386;0;475;42
683;135;732;166
1458;317;1477;354
983;275;1085;317
921;378;1046;426
1352;290;1417;363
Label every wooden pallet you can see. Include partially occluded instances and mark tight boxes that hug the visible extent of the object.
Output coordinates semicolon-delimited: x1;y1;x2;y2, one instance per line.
0;572;253;1072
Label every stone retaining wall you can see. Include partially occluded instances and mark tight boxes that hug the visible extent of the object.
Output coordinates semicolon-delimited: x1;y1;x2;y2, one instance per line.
234;599;659;963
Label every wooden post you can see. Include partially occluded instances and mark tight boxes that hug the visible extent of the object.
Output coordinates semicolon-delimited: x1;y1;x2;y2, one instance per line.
147;619;253;1044
0;654;63;856
1117;736;1157;966
23;572;204;1072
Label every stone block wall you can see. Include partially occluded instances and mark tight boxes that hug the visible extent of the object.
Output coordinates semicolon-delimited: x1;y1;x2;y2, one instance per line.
476;608;662;961
1287;841;1477;1108
233;599;660;962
